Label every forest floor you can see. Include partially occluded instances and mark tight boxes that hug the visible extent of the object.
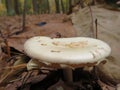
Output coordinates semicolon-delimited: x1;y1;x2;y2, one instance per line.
0;14;116;90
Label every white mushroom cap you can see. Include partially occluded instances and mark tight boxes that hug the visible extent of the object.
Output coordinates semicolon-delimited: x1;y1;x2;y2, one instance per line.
24;36;111;68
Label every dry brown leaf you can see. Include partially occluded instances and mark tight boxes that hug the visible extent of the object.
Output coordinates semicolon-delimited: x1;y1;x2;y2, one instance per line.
0;14;76;52
71;5;120;85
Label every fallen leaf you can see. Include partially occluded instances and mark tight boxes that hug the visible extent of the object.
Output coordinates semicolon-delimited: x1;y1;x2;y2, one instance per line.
71;5;120;85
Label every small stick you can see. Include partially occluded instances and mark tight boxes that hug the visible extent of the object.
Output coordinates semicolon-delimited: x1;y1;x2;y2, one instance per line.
0;29;4;38
95;19;98;39
4;39;11;57
23;71;33;84
20;71;33;90
12;0;27;35
0;64;27;70
9;78;22;83
0;30;11;57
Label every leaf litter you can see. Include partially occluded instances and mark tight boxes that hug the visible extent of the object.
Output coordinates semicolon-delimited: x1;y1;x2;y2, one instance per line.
0;10;119;90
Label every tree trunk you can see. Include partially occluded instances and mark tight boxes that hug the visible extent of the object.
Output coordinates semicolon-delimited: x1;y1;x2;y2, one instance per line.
41;0;50;14
5;0;14;15
67;0;72;14
55;0;60;13
46;0;50;13
14;0;20;15
61;0;65;13
32;0;39;14
39;0;44;14
22;0;27;31
66;0;70;13
39;0;50;14
48;0;56;13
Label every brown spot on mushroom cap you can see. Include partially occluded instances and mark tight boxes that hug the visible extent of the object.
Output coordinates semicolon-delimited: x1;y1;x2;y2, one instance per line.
52;41;88;48
51;50;61;53
41;43;47;46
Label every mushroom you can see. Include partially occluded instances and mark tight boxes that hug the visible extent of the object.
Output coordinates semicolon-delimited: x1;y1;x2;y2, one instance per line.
24;36;111;83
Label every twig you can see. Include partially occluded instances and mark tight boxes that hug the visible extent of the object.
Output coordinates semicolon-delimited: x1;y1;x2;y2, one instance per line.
11;0;27;36
0;64;27;70
0;29;4;38
20;71;33;90
9;78;22;83
7;31;22;37
4;39;11;57
21;72;29;88
95;19;98;39
0;30;11;57
23;71;33;84
0;64;27;86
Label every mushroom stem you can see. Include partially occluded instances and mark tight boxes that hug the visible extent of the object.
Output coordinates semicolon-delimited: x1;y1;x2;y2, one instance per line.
63;68;73;83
